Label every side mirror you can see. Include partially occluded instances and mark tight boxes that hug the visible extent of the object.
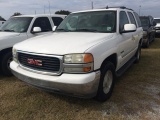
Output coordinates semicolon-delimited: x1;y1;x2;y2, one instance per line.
32;27;42;33
153;21;157;26
52;26;57;31
120;24;136;33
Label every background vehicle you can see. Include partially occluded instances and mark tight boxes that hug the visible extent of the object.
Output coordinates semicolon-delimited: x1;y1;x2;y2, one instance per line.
140;16;156;48
0;14;66;76
154;18;160;35
10;7;143;102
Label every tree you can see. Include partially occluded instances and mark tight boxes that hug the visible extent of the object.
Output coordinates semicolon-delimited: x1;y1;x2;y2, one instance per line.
0;16;6;21
55;10;71;15
12;12;22;17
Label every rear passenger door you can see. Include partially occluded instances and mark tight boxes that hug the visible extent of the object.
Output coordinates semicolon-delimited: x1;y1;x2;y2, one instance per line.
27;17;53;39
133;12;143;46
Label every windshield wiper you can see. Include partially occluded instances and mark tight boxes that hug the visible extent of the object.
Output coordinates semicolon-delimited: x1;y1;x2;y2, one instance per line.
56;29;70;32
75;28;98;32
3;29;15;32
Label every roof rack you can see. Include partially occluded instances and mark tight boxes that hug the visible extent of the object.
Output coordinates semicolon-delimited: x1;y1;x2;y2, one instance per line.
105;6;133;11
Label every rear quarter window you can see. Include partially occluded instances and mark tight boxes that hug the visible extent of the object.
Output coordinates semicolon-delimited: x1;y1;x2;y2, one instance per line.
134;12;142;27
128;12;137;27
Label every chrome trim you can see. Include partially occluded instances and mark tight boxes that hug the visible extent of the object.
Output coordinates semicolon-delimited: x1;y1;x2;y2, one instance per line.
63;62;94;73
63;63;93;68
17;51;63;76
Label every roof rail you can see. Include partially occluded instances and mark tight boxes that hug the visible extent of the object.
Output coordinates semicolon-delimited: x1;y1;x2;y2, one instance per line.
105;6;133;11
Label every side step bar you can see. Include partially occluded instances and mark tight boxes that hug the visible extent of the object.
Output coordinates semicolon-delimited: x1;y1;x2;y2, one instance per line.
116;57;136;77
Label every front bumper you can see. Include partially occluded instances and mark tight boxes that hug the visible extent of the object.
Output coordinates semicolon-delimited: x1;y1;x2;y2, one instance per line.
155;30;160;33
10;61;100;98
155;27;160;33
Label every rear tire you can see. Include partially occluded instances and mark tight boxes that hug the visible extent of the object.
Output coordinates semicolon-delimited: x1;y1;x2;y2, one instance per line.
95;61;115;102
144;38;150;48
152;33;155;42
0;52;13;76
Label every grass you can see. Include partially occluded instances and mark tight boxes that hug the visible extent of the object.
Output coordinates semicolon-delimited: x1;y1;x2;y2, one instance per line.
0;38;160;120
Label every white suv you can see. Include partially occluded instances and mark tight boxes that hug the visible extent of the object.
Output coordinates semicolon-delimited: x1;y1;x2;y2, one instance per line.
0;14;66;76
10;7;143;101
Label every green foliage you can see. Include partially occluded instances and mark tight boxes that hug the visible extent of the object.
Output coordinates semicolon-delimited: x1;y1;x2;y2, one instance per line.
12;12;22;17
0;16;6;21
55;10;71;15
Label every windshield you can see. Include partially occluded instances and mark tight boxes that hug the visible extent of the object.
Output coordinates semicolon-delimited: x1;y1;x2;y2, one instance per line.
0;17;33;33
154;19;160;23
56;11;116;33
140;17;149;27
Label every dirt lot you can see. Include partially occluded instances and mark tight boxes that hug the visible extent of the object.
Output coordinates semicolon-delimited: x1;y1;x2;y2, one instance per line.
0;38;160;120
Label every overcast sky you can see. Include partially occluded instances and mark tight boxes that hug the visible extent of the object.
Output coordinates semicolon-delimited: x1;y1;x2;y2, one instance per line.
0;0;160;20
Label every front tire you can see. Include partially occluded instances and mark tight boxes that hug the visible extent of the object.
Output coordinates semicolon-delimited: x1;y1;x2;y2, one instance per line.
0;52;13;76
96;61;115;102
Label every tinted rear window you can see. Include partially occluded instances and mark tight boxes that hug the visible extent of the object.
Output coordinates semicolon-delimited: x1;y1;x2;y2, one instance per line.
134;12;142;27
52;17;63;26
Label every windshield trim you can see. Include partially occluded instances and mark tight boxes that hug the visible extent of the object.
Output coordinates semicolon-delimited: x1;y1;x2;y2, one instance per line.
56;11;117;33
0;17;33;33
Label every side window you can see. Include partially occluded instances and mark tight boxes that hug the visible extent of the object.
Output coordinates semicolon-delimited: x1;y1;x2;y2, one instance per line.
52;17;63;26
133;12;142;27
32;17;52;32
150;17;154;26
119;11;129;31
128;12;137;27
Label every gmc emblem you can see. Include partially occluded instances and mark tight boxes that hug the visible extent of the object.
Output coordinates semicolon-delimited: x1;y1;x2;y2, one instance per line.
27;59;42;66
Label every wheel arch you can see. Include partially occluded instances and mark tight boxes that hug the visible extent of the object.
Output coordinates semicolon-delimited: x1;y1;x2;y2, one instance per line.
0;47;12;59
100;53;117;70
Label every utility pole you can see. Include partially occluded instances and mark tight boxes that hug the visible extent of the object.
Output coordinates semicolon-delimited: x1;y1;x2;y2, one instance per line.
92;1;94;9
44;5;45;14
35;10;36;15
139;5;141;15
48;0;51;15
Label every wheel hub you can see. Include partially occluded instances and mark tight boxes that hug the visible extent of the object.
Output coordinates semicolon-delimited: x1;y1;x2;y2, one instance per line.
103;70;113;94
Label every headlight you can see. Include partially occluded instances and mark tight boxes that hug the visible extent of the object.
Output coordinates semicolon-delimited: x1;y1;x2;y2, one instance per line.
64;54;93;63
64;53;94;73
143;31;147;36
12;48;18;62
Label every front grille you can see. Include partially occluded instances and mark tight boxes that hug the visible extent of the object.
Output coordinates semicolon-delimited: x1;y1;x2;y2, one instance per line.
18;52;60;73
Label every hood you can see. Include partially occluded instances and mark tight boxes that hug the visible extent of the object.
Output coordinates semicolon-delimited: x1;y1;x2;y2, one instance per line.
0;32;20;40
142;26;149;31
15;32;114;55
155;23;160;27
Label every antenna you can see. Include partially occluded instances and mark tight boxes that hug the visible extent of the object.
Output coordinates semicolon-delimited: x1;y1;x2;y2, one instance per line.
91;1;94;9
44;5;45;14
47;0;51;15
